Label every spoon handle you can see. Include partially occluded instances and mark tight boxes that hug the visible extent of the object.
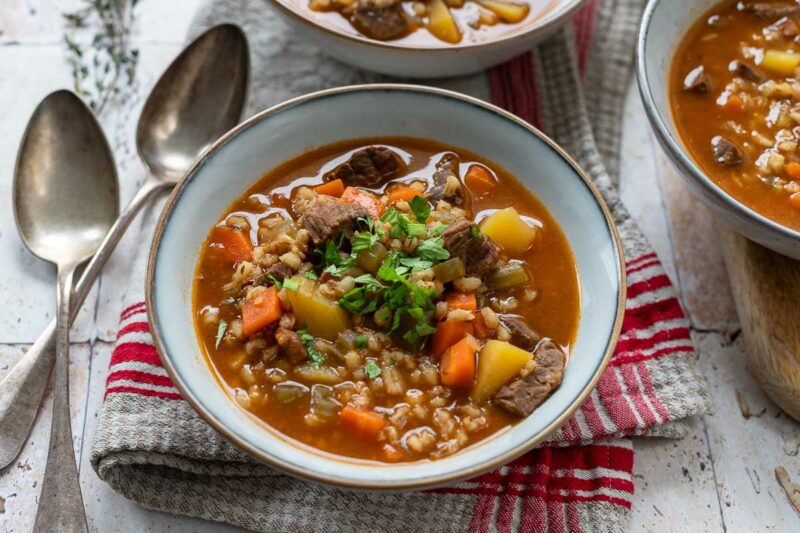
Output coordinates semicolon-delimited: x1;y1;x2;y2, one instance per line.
0;177;169;469
33;264;88;533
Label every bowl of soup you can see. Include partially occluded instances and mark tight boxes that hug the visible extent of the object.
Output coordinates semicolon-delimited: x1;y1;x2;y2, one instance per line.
147;84;625;489
264;0;587;77
637;0;800;259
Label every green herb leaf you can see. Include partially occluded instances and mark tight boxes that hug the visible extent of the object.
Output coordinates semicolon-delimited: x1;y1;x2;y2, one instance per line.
430;224;449;236
409;195;430;222
470;225;481;238
399;257;433;271
298;329;326;368
356;335;368;348
268;275;283;289
363;360;382;379
405;223;427;237
283;278;300;292
304;271;319;280
215;320;228;350
415;237;450;261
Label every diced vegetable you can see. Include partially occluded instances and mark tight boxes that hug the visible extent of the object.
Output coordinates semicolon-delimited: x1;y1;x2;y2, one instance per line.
310;384;341;420
336;330;359;353
487;262;530;290
387;186;422;204
472;312;496;339
341;187;385;218
340;405;388;438
212;226;253;263
475;0;530;23
480;207;538;254
285;277;350;340
787;162;800;180
431;319;474;357
357;241;388;273
445;291;477;311
242;286;282;336
761;50;800;76
427;0;462;44
314;179;345;197
472;340;533;402
440;336;477;387
258;219;297;245
272;381;308;404
721;94;745;113
295;365;342;385
464;165;497;196
432;257;466;283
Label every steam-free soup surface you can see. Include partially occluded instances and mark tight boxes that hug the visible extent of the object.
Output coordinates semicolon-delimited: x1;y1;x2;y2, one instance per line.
193;137;579;462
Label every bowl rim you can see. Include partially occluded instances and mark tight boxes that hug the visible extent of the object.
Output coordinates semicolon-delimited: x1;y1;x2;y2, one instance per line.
145;83;626;490
265;0;588;52
635;0;800;244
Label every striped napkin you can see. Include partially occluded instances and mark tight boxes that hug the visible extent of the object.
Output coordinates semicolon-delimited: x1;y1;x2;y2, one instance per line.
91;0;712;530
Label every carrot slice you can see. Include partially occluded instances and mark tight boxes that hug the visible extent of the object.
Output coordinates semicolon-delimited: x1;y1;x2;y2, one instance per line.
314;178;345;197
787;162;800;181
340;187;385;218
387;185;422;204
340;406;388;439
242;286;282;336
440;337;477;387
431;319;474;357
472;312;496;339
722;94;745;113
445;291;477;311
464;165;497;196
212;226;253;263
790;191;800;209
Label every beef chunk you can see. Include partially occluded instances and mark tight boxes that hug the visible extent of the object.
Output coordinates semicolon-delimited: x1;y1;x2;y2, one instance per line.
683;66;711;92
741;2;800;19
729;60;764;82
327;146;405;188
501;316;540;350
264;262;293;283
494;341;566;417
441;219;500;276
275;327;308;363
426;153;464;205
711;135;743;166
352;0;410;41
300;202;369;246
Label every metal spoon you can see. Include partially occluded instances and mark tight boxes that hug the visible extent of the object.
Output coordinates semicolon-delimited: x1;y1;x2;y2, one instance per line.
14;90;120;532
0;23;249;469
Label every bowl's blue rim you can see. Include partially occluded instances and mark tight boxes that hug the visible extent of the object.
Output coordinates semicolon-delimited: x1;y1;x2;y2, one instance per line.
635;0;800;245
145;83;626;490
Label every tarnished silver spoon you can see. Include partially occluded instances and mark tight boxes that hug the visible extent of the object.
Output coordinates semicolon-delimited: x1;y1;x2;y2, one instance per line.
0;23;249;469
15;90;120;532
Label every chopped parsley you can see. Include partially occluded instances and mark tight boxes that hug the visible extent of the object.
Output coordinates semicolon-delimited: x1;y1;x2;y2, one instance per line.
355;335;368;348
304;271;319;280
283;278;300;292
268;275;283;289
363;360;382;379
409;195;430;222
470;225;481;238
415;237;450;261
298;329;326;368
215;320;227;350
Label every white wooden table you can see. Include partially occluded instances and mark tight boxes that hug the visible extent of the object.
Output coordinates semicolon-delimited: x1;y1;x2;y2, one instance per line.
1;1;798;530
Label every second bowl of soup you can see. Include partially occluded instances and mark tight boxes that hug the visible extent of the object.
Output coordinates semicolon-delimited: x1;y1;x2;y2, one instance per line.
148;84;624;488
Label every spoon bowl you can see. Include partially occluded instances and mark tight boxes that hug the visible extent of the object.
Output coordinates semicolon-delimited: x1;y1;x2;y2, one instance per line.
14;90;119;263
136;23;249;182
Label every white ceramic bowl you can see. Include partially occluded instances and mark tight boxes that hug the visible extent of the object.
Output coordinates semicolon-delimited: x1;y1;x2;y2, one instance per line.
147;84;625;490
636;0;800;259
265;0;586;78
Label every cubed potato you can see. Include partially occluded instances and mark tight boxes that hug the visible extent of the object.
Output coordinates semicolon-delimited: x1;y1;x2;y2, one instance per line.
428;0;462;44
475;0;530;23
762;50;800;76
471;340;533;403
285;277;350;340
479;207;538;255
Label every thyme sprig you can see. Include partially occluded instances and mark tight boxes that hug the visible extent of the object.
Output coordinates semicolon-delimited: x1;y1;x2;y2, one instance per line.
62;0;140;113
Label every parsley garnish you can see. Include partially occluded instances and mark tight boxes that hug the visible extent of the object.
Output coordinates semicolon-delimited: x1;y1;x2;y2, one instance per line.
409;195;430;222
215;320;227;349
355;335;368;348
298;329;326;368
363;360;382;379
304;271;319;280
415;237;450;261
283;278;300;292
268;275;283;289
470;225;481;238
